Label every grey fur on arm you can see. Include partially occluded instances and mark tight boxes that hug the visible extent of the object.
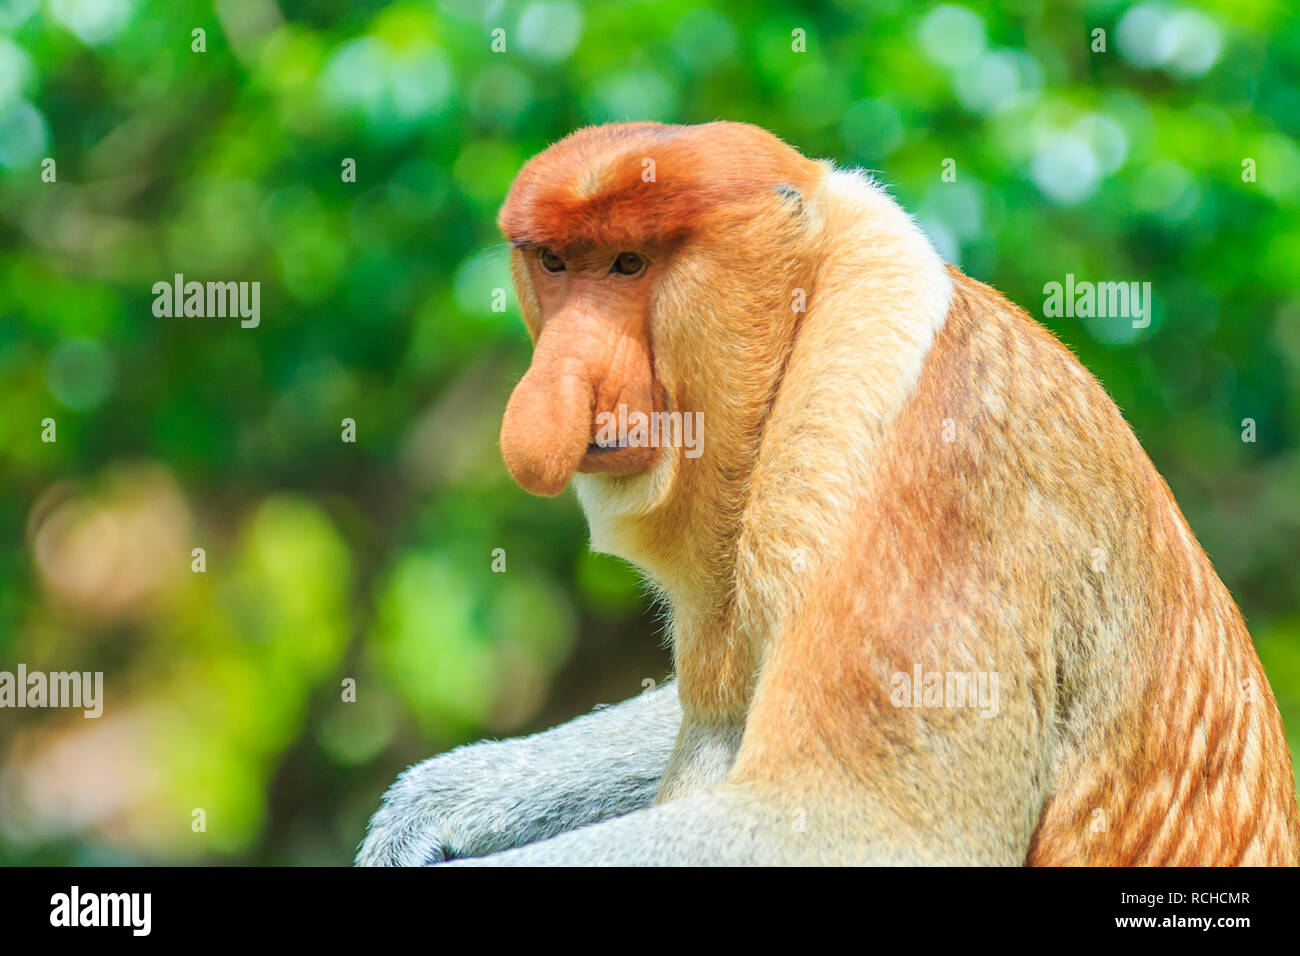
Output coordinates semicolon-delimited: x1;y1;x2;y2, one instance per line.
355;680;680;866
438;786;979;867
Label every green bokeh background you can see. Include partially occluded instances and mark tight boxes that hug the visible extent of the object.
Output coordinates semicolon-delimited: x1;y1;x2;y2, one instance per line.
1;0;1298;864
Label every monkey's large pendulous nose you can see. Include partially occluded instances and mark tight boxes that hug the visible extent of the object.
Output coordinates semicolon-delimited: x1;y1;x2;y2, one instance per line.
499;321;597;496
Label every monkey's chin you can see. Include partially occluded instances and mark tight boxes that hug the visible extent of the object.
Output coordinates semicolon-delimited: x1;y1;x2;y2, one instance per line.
573;445;679;552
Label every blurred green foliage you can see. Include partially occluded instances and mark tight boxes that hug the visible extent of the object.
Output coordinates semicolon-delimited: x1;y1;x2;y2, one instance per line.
0;0;1298;863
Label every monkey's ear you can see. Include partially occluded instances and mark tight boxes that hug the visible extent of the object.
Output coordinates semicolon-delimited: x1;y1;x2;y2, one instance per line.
771;183;805;218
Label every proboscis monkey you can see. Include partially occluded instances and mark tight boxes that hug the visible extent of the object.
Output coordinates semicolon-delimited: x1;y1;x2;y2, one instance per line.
359;122;1300;866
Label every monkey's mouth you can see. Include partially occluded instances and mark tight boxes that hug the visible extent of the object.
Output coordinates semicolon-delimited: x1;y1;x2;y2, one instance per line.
579;438;658;475
576;385;668;476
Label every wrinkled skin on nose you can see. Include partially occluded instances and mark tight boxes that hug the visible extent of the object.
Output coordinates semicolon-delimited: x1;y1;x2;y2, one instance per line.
500;298;660;496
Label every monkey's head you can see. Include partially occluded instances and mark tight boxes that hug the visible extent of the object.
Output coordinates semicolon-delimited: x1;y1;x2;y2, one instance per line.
498;122;824;581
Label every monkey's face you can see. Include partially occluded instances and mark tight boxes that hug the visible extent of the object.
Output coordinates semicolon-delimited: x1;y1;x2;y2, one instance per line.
496;121;824;541
498;242;667;497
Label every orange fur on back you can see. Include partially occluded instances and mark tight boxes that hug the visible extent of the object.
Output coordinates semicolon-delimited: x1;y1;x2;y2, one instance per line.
733;269;1300;865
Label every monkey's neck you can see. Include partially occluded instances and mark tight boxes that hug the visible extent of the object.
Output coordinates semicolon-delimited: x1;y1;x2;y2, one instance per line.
671;168;955;723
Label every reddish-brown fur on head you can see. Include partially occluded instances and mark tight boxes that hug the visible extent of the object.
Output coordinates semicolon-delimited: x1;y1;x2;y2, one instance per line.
499;122;817;254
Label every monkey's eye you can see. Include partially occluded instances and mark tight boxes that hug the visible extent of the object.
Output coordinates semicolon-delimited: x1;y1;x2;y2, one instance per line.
611;252;646;276
538;248;565;273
